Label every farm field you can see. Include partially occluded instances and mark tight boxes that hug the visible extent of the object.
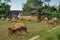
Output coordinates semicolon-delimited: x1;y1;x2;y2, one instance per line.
0;0;60;40
0;20;60;40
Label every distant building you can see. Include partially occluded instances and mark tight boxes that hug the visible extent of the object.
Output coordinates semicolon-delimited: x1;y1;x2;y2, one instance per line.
30;10;39;16
8;10;38;20
8;10;22;18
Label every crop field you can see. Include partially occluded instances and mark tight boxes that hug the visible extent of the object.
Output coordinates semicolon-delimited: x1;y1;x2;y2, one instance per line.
0;20;60;40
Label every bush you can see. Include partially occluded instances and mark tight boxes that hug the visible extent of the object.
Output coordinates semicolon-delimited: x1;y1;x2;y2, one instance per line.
47;12;57;20
56;13;60;20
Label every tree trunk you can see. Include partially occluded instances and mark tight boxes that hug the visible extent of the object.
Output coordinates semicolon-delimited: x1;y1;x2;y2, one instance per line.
38;9;42;22
38;13;41;22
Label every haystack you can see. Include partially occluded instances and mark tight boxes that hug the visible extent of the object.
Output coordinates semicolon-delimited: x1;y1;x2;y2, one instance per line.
18;20;22;23
12;17;16;22
48;20;54;27
41;17;48;24
10;21;17;29
6;17;10;21
17;20;27;32
10;20;24;30
52;17;59;25
8;20;27;35
52;17;58;21
17;20;27;34
1;17;4;21
42;17;48;21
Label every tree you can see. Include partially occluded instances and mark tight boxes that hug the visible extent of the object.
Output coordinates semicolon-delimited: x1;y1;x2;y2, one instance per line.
0;2;10;18
28;0;43;9
4;0;11;3
23;0;43;21
23;3;33;12
5;4;10;17
0;0;1;2
56;2;60;20
58;2;60;12
45;0;51;6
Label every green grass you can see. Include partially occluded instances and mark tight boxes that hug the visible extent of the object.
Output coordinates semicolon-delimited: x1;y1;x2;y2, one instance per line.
0;20;60;40
21;19;27;24
0;20;44;40
30;20;38;23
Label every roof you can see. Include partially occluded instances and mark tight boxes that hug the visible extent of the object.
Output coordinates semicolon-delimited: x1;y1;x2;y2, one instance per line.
30;10;39;13
10;10;23;12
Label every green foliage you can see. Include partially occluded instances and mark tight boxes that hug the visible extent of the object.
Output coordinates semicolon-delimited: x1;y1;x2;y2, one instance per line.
47;12;57;20
45;0;51;5
23;4;33;12
58;3;60;12
30;20;37;23
22;19;26;24
0;1;11;18
43;4;51;10
15;18;19;22
46;11;60;20
57;13;60;20
23;0;43;11
23;0;51;21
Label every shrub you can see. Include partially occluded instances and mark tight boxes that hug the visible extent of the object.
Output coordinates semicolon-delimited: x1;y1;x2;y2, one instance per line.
47;12;57;20
57;13;60;20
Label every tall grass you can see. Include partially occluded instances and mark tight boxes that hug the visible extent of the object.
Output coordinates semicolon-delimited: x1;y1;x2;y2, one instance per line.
56;29;60;40
0;20;60;40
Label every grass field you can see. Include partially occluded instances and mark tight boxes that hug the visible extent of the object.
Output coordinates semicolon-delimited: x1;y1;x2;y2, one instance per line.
0;20;60;40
